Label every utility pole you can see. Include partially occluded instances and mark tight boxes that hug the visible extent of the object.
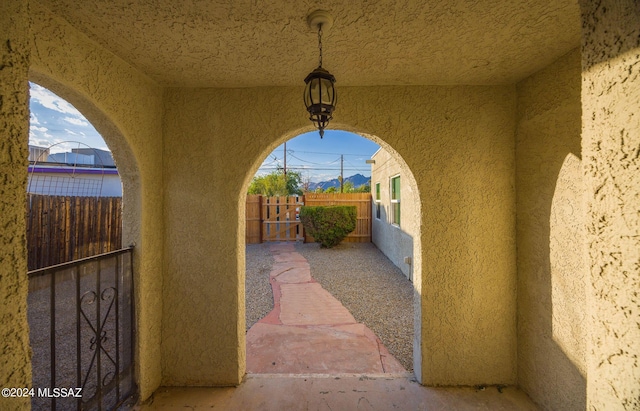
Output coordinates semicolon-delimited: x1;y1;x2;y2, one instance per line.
340;154;344;193
283;142;287;180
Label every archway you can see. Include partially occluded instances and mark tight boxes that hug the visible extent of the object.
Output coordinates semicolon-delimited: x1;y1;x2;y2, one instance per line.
241;125;423;381
28;73;141;247
25;75;141;409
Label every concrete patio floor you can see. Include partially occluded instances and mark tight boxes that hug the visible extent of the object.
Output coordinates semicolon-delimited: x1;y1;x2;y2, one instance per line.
136;374;540;410
136;243;539;410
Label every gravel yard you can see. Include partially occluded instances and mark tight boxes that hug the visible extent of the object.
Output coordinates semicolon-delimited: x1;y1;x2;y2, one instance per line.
245;241;415;372
245;244;275;330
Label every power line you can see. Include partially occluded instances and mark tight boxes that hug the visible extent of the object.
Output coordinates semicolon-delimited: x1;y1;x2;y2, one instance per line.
258;167;368;173
290;149;374;157
257;148;373;181
344;157;369;175
287;152;342;166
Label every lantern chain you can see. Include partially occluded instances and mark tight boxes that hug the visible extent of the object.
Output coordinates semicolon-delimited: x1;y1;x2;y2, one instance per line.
318;23;323;68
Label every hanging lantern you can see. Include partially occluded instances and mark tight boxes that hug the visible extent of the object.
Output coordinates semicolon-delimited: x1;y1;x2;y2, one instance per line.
303;11;337;139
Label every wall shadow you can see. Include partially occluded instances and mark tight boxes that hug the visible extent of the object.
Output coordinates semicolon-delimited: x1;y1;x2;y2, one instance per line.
517;150;587;409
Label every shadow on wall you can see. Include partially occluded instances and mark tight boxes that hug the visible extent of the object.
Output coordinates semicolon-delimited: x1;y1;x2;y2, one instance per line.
518;150;587;409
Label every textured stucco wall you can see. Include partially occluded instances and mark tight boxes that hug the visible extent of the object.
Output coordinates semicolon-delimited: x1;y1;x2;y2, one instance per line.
371;147;418;281
0;0;32;410
162;85;517;386
515;49;586;410
580;1;640;409
28;4;165;401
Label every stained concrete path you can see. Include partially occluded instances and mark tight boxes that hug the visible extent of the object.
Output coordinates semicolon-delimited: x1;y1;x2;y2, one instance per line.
246;242;405;375
136;243;540;410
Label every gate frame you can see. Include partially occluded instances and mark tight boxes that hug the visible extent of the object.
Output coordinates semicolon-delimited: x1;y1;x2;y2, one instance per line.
246;193;372;244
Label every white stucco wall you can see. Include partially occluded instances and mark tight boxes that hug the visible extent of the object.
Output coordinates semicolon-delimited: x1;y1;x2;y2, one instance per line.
370;148;418;281
516;48;586;411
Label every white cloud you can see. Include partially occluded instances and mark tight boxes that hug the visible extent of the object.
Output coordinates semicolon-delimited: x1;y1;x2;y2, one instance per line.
31;85;80;116
64;128;80;136
30;112;40;125
29;137;53;148
63;116;89;127
30;84;82;116
30;125;48;133
29;124;55;145
48;140;77;154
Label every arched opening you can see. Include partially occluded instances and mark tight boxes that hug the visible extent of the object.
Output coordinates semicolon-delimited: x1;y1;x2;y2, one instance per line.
25;75;140;410
241;126;422;381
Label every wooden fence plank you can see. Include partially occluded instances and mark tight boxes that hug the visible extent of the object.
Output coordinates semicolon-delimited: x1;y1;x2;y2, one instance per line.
245;195;262;244
245;193;372;244
261;195;304;242
304;193;372;243
26;194;123;270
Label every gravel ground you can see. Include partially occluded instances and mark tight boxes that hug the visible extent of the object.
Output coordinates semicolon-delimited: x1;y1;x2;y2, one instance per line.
245;244;275;330
245;241;415;372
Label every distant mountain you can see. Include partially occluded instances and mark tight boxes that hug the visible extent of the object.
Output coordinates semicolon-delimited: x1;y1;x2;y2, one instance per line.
308;174;370;191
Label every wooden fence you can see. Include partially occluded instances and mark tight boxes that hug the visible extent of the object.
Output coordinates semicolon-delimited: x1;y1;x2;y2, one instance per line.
27;194;122;270
245;193;372;244
304;193;372;243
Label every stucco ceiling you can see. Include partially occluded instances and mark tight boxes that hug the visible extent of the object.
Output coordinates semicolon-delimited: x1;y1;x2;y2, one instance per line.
34;0;581;87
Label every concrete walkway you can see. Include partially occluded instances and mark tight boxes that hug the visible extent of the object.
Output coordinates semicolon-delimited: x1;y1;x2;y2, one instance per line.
135;243;540;410
246;242;405;375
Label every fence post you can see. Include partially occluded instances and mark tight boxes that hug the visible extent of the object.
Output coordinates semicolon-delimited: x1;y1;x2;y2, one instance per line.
259;195;263;243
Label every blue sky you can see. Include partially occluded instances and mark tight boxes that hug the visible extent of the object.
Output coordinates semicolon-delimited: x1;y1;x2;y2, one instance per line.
29;83;108;153
256;131;379;183
29;83;380;182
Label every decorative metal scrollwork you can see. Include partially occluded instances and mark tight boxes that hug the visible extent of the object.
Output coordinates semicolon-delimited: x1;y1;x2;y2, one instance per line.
80;286;118;404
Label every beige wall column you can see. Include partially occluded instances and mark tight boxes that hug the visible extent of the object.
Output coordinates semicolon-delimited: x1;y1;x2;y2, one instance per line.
161;88;307;386
28;4;165;401
0;0;31;409
580;1;640;408
515;49;585;410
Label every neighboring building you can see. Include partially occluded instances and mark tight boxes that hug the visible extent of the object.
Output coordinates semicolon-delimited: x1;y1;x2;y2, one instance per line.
72;148;116;167
48;151;95;165
27;145;122;197
28;145;49;162
370;148;417;282
27;164;121;197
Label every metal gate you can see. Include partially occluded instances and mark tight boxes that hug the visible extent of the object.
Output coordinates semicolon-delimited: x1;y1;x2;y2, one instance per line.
28;247;136;410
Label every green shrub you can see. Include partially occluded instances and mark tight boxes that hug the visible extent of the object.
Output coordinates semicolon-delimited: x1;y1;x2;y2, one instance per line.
299;205;357;248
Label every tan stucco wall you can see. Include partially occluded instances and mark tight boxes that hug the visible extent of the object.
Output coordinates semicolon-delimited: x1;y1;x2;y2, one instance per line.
580;1;640;409
0;0;32;409
2;1;639;408
370;147;418;281
162;85;517;386
27;3;166;401
515;49;586;410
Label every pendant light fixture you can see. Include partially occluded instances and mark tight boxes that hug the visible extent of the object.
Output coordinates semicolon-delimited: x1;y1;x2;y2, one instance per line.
303;10;337;139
